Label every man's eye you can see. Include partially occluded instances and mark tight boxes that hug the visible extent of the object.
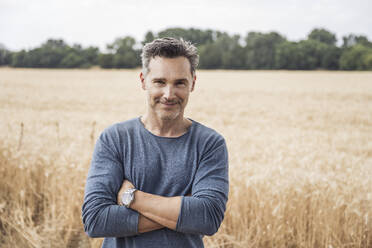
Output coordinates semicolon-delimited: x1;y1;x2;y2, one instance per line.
155;81;165;85
176;82;186;86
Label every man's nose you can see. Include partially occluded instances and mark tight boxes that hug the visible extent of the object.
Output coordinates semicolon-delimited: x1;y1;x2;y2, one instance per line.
163;85;176;100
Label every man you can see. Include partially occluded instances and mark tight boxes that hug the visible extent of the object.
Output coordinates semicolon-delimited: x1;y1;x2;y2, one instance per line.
82;37;229;247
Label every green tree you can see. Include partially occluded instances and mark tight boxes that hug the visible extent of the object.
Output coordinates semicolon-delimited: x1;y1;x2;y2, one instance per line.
67;44;99;68
219;34;246;69
198;42;223;69
339;44;372;70
11;50;35;67
100;36;140;68
0;44;12;65
364;54;372;69
81;46;99;67
38;39;69;67
9;39;99;68
321;45;341;69
244;32;286;69
306;28;340;69
342;34;372;48
275;41;302;69
298;40;325;69
276;39;340;70
60;52;85;68
199;33;245;69
308;28;337;46
142;31;155;45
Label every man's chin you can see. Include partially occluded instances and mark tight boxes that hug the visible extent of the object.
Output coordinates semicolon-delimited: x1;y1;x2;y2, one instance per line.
157;110;180;121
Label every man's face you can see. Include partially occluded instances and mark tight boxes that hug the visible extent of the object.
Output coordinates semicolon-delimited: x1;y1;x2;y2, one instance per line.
140;56;196;121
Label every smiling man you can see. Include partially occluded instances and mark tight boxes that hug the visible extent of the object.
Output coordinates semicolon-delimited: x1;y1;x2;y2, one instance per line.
82;37;229;247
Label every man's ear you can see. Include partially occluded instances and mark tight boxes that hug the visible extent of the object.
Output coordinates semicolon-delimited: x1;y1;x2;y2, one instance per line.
191;74;196;92
140;72;146;90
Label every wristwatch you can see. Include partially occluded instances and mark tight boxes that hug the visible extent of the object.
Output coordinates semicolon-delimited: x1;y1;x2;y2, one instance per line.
121;188;137;208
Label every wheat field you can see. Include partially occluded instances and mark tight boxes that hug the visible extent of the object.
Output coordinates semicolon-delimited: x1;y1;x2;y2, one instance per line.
0;68;371;248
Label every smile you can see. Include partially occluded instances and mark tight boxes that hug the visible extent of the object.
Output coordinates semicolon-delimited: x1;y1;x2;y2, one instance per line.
161;102;177;107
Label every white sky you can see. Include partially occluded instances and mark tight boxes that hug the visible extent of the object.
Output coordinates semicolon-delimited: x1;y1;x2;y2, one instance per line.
1;0;371;51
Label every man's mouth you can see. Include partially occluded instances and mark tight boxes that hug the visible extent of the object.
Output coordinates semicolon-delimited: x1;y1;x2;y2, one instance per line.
160;101;178;106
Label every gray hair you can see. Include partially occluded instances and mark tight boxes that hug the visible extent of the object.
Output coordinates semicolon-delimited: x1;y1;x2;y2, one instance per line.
141;37;199;76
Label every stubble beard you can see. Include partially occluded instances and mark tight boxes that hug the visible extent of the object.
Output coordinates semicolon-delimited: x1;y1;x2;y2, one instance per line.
154;98;184;121
159;111;180;121
157;103;181;121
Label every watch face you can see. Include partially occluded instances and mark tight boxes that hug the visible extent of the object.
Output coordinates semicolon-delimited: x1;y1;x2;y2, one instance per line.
122;193;131;205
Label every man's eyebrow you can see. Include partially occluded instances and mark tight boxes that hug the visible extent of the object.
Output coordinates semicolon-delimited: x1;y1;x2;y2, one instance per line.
174;78;188;82
151;78;188;82
152;78;166;82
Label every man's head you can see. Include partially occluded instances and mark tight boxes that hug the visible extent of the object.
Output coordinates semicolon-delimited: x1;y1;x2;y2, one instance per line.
140;38;199;122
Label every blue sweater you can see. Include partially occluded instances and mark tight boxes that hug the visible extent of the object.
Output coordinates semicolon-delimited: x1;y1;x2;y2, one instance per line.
82;117;229;247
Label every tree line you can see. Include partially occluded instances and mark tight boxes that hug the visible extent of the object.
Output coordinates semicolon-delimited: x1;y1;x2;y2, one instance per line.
1;27;372;70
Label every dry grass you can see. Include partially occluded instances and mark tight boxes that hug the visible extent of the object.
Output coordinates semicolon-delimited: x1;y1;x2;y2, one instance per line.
0;68;371;248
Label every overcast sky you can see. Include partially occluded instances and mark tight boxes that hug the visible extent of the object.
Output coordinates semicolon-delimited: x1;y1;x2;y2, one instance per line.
1;0;371;51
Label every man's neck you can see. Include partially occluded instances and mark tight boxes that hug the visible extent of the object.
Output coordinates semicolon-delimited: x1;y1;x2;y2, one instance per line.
140;113;192;138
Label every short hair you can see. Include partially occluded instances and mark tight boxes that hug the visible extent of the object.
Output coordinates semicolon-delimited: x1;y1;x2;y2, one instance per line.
141;37;199;76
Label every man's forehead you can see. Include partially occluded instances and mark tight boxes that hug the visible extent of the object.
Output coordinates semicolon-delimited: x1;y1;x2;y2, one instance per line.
147;56;193;77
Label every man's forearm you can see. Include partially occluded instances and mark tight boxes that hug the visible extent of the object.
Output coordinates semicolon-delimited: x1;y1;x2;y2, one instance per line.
138;214;164;233
131;190;182;230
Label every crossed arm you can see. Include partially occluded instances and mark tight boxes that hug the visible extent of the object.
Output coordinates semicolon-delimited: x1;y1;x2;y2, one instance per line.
116;180;181;233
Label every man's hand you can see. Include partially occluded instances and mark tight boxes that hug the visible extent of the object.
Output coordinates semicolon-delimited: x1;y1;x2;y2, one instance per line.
117;179;135;205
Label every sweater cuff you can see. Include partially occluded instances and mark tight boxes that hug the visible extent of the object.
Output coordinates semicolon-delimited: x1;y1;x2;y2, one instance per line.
117;206;140;236
175;196;187;233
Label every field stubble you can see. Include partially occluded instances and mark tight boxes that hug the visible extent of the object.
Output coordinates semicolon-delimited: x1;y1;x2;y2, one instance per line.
0;68;371;247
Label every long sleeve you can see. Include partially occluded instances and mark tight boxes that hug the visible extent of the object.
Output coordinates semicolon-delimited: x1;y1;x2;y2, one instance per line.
176;137;229;236
82;132;139;238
